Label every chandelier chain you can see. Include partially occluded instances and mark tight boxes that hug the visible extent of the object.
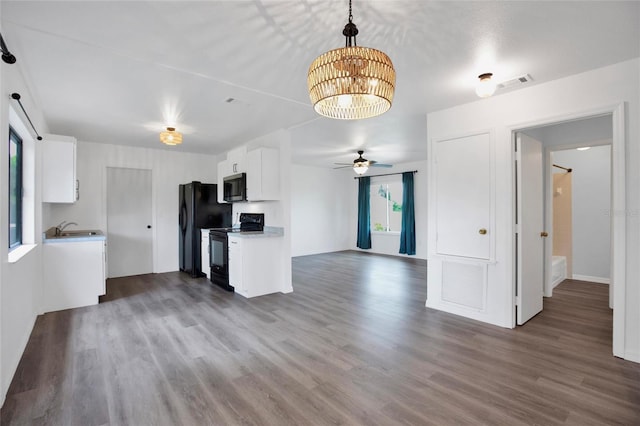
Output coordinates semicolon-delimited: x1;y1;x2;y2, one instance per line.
348;0;353;23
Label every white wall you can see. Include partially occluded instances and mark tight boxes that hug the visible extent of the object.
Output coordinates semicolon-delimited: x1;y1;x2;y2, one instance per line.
426;58;639;362
45;142;218;273
0;23;48;403
552;146;611;281
349;160;429;259
291;165;351;257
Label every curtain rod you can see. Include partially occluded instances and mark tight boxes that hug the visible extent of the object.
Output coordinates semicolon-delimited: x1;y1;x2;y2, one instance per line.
354;170;418;179
552;164;572;173
10;93;42;141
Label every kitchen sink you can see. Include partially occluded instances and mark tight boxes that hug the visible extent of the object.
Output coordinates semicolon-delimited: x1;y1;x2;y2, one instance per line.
59;230;102;237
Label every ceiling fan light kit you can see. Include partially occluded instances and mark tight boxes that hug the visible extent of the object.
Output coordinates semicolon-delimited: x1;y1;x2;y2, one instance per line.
334;150;392;175
307;0;396;120
353;161;369;175
160;126;183;146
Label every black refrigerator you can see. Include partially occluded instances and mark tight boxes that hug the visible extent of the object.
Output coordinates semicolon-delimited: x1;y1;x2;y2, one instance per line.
179;182;232;277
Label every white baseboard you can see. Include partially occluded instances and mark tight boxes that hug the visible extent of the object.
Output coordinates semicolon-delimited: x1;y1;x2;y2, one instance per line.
572;274;610;284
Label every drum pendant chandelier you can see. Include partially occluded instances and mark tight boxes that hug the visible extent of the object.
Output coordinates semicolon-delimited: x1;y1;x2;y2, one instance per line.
307;0;396;120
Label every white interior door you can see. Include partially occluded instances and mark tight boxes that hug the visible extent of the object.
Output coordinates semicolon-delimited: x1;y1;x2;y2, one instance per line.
107;167;153;278
436;133;492;259
516;133;544;324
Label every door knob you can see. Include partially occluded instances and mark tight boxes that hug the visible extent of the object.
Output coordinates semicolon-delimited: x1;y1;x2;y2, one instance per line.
479;228;487;235
540;231;548;237
147;225;152;229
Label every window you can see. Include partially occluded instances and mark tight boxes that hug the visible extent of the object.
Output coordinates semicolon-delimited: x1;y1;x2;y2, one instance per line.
9;126;23;249
370;178;403;232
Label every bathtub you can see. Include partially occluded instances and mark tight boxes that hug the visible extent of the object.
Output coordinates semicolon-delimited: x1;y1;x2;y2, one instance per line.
551;256;567;288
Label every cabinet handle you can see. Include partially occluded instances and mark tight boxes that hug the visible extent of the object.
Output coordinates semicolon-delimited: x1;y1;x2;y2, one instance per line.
76;179;80;201
540;231;548;237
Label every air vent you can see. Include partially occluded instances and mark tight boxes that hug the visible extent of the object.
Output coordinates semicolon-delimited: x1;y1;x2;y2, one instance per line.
223;97;251;107
497;74;533;89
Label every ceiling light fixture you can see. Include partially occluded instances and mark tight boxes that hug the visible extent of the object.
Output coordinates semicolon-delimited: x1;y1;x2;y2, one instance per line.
307;0;396;120
160;127;182;146
353;151;369;175
475;73;496;98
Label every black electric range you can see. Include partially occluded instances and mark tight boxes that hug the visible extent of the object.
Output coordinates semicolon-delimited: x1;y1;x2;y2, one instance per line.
208;213;264;291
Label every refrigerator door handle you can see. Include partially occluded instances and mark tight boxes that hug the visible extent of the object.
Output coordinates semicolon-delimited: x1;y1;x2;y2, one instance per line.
179;204;188;232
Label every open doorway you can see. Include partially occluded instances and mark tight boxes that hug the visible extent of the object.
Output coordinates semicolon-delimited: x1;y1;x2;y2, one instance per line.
514;106;625;358
550;144;611;290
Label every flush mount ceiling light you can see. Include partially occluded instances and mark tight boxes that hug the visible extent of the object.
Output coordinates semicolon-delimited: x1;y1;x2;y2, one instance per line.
160;127;182;146
475;73;497;98
307;0;396;120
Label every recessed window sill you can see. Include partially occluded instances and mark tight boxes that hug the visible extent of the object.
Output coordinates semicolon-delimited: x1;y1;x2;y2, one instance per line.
8;244;37;263
371;231;401;236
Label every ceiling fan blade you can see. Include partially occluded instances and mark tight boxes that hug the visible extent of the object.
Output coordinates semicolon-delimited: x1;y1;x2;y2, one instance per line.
371;163;393;168
333;165;352;169
334;162;354;166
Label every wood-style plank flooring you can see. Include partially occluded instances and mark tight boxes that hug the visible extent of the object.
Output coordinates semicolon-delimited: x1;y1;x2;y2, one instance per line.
2;251;639;425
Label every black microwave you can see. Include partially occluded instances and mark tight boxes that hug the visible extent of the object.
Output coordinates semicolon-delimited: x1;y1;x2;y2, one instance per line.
223;173;246;202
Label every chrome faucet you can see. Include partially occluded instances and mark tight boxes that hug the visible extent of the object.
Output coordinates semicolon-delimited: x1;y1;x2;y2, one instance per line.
55;221;78;236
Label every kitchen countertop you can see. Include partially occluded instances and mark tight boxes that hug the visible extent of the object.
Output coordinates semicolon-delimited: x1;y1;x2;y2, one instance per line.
227;226;284;239
43;227;106;243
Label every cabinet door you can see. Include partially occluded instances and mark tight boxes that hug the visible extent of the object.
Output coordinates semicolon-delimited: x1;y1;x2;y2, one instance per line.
228;146;247;174
201;232;210;279
247;148;279;201
42;138;77;203
228;238;243;292
101;241;107;295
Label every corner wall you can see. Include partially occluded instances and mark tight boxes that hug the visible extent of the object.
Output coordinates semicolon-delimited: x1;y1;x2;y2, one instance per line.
291;165;351;257
0;21;48;403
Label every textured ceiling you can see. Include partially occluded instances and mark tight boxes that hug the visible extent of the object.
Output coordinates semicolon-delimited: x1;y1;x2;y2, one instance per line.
1;1;639;167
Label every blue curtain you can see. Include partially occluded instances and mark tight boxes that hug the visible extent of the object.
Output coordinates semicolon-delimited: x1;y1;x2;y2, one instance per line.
356;176;371;249
399;172;416;255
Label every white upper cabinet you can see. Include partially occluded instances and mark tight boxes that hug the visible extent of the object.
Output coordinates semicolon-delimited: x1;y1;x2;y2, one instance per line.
247;147;279;201
227;146;247;174
42;135;77;203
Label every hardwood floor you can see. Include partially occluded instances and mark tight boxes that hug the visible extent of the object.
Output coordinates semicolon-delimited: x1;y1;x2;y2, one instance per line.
2;251;639;425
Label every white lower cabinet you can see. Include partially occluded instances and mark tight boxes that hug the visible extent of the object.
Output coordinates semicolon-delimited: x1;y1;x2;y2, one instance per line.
43;240;106;312
228;235;282;298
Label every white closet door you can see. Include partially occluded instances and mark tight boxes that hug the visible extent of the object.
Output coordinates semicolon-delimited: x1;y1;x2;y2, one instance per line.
106;167;153;278
436;133;491;260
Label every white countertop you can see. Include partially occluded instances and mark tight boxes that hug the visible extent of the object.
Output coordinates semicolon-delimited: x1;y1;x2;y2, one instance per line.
227;226;284;239
43;227;106;243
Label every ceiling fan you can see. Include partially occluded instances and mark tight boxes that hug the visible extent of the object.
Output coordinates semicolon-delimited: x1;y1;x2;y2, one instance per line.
334;150;393;175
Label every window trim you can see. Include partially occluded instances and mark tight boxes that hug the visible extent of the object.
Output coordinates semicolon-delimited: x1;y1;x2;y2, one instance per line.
9;126;23;250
